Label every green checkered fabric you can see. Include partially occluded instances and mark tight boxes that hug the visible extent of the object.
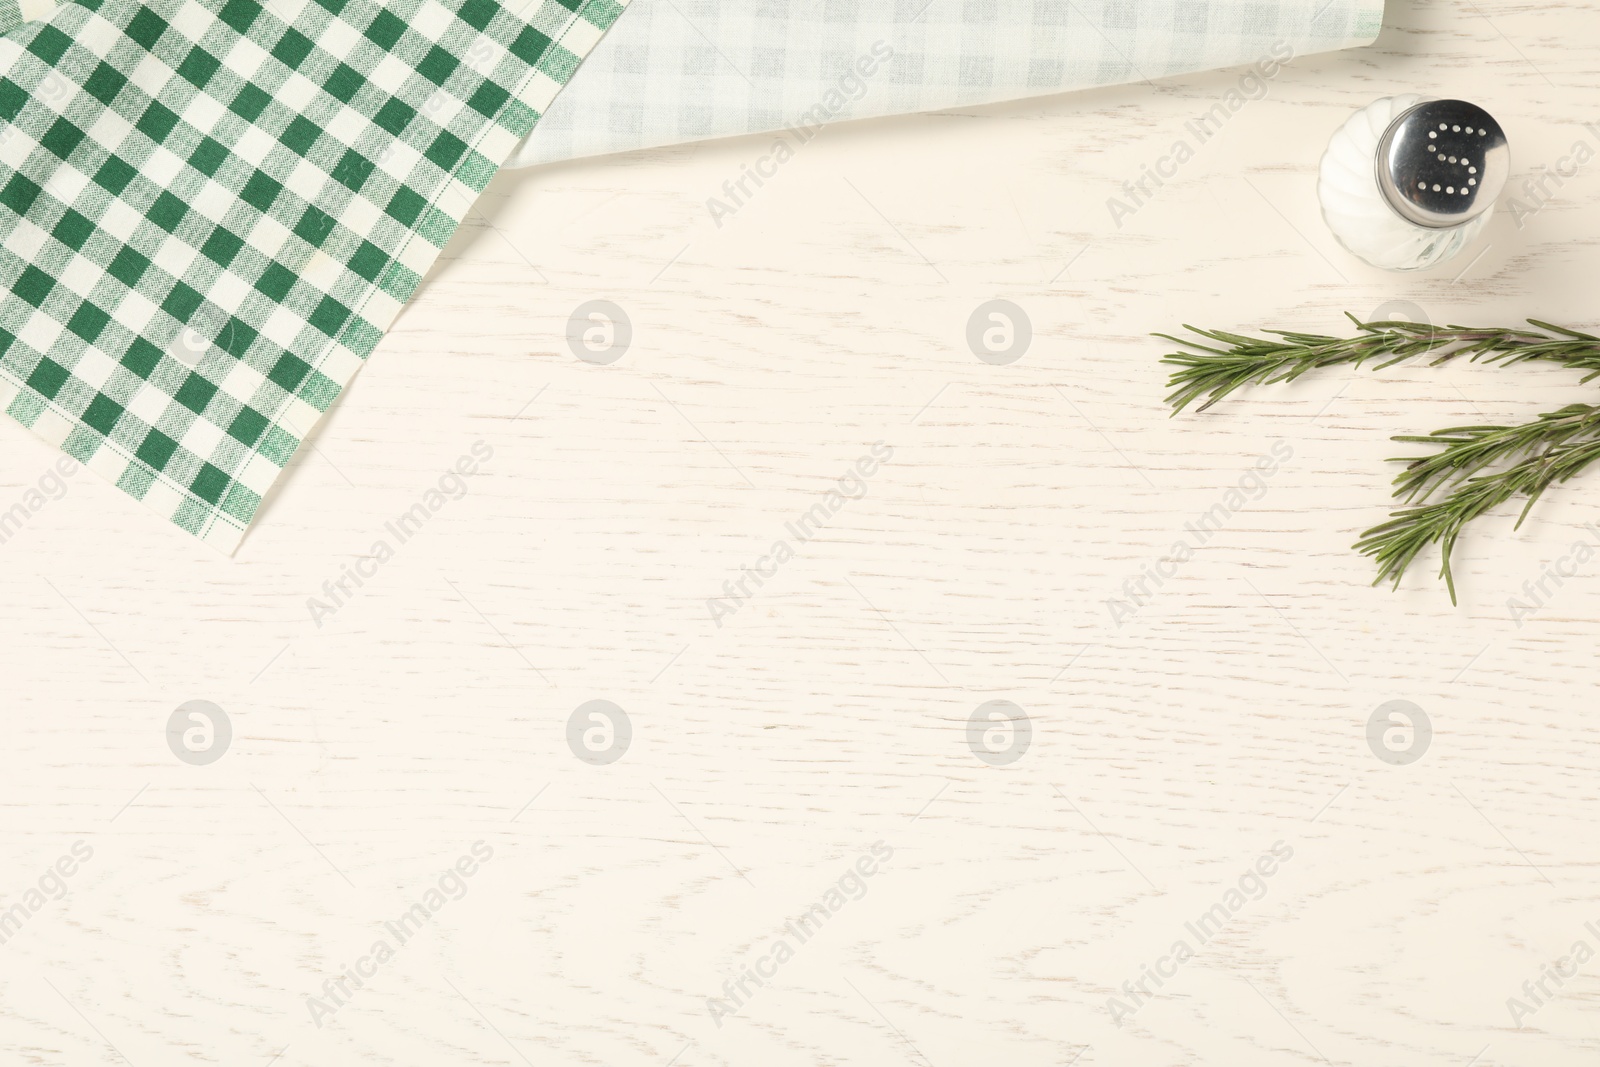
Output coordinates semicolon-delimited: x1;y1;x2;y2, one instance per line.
0;0;624;550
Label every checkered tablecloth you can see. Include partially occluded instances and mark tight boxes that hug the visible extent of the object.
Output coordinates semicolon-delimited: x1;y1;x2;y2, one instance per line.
0;0;623;551
507;0;1385;168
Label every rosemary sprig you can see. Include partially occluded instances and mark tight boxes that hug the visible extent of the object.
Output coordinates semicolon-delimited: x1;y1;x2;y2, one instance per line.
1357;404;1600;602
1159;317;1600;414
1158;318;1600;601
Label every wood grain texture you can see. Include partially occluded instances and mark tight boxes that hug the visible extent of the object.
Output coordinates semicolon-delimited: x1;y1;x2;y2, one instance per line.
3;1;1600;1064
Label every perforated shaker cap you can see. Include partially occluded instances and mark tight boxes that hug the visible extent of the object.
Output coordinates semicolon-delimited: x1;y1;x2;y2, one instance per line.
1375;99;1509;229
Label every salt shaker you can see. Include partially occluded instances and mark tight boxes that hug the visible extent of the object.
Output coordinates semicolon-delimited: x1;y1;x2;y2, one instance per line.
1318;95;1509;271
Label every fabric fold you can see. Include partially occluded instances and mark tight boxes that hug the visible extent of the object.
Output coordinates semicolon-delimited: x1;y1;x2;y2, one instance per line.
0;0;625;550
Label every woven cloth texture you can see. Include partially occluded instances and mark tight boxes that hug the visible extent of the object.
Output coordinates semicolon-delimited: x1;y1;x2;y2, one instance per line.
507;0;1384;168
0;0;624;550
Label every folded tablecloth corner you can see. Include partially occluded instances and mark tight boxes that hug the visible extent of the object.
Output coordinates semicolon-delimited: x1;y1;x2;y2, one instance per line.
0;0;628;553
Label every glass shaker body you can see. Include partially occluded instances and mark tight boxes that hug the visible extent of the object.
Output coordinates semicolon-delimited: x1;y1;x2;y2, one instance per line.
1318;95;1507;272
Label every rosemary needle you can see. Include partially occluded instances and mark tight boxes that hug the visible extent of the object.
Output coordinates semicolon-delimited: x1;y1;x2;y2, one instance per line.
1158;317;1600;600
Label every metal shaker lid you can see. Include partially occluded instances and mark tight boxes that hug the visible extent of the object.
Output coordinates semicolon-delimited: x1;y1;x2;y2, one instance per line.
1375;99;1509;229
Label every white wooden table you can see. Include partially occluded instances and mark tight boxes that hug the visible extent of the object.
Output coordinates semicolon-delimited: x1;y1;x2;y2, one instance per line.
4;1;1599;1064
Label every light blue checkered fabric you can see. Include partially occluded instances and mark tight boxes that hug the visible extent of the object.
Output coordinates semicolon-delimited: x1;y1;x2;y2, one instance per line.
508;0;1385;167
